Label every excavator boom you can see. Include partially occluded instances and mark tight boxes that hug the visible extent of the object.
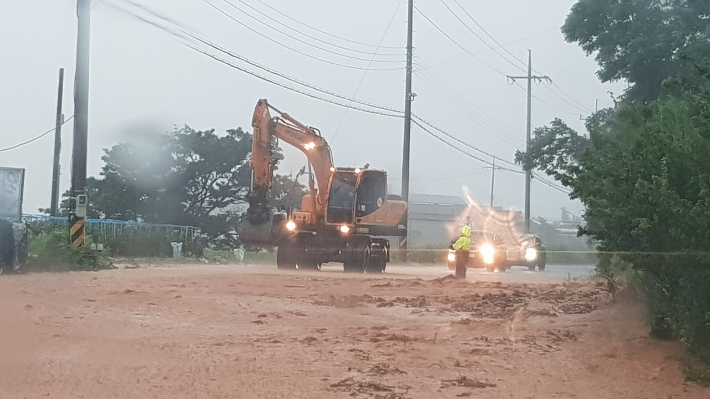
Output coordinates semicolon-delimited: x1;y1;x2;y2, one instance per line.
242;99;334;243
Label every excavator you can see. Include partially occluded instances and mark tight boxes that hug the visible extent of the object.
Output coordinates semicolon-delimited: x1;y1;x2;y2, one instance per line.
238;99;408;273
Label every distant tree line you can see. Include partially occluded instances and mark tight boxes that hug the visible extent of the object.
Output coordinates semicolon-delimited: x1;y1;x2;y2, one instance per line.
44;126;307;247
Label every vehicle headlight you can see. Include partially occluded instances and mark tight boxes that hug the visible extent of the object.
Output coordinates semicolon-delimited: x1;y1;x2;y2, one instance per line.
285;220;297;231
483;255;494;265
480;243;495;258
525;247;538;261
447;251;456;262
339;225;350;234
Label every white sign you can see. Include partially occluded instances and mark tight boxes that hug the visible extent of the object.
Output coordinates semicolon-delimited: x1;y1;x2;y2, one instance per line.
0;167;25;221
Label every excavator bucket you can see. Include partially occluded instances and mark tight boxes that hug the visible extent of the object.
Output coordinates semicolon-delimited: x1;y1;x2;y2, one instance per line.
237;213;284;246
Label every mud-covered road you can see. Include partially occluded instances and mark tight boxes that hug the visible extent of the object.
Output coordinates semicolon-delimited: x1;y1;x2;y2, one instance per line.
0;263;706;398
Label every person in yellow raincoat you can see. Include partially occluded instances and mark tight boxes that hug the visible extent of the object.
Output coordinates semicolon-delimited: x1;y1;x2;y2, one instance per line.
451;225;471;279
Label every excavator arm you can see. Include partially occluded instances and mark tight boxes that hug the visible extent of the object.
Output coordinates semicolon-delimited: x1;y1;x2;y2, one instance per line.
242;99;334;242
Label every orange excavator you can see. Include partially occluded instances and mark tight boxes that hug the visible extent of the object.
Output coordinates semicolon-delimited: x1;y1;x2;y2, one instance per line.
238;99;408;273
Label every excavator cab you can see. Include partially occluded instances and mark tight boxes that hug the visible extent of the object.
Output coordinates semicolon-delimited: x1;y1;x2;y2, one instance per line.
326;171;357;224
355;170;387;218
325;169;389;226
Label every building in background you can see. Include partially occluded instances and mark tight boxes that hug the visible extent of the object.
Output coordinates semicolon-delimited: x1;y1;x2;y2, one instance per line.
407;193;468;248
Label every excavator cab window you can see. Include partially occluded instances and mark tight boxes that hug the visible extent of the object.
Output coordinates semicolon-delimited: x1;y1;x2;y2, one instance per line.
326;172;357;224
356;171;387;217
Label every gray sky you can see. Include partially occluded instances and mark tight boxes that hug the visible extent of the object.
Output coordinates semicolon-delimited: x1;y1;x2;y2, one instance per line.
1;0;625;220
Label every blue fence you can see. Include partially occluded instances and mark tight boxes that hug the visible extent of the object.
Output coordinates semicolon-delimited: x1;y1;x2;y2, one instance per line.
22;214;200;242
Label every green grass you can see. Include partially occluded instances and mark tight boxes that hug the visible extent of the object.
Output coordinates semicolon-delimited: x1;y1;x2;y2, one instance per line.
25;228;113;272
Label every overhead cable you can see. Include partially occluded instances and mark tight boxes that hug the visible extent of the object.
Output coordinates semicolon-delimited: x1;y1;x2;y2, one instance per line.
0;116;75;152
212;0;404;63
201;0;405;71
252;0;405;50
228;0;406;57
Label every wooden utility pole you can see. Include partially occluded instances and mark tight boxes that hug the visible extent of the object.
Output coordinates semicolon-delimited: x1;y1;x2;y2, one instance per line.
50;68;65;216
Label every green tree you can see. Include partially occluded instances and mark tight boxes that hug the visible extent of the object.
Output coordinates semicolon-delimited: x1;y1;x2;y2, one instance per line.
520;70;710;362
563;0;710;101
51;126;307;243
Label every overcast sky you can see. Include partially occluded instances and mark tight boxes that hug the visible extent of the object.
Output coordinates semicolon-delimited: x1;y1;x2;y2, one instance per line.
1;0;625;220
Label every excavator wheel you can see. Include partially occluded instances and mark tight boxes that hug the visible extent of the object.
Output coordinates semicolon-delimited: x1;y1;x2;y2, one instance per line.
276;240;297;270
298;260;321;271
367;256;386;273
344;243;371;273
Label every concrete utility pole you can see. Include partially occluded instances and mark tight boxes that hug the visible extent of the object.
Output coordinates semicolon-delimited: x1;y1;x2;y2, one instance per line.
50;68;65;216
400;0;414;261
489;157;496;208
507;50;550;234
70;0;91;247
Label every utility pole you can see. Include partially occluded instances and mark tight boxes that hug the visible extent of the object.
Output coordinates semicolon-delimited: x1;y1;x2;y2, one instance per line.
489;157;496;208
507;50;550;234
399;0;414;261
70;0;91;248
50;68;65;216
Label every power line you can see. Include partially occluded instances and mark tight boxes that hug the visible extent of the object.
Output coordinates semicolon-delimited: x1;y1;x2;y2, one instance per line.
413;70;522;148
106;0;406;116
451;0;529;71
0;116;75;152
213;0;404;63
186;44;404;118
415;27;560;71
550;82;593;113
411;118;523;173
331;0;404;143
414;58;523;146
441;1;593;116
411;115;521;171
229;0;406;57
108;0;563;193
252;0;405;50
414;5;508;77
390;169;488;182
532;171;571;194
200;0;404;71
511;81;580;116
186;34;405;115
439;0;526;73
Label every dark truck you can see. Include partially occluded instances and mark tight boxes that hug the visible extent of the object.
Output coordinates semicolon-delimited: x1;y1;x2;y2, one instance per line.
506;234;547;271
447;229;508;278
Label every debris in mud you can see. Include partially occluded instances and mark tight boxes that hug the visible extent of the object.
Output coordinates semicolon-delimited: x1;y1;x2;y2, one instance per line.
375;295;429;308
372;325;389;331
384;333;420;343
286;310;307;317
251;320;265;324
329;377;394;392
301;336;318;345
371;281;393;288
545;329;578;343
440;376;496;389
432;275;459;285
313;294;373;308
366;363;407;375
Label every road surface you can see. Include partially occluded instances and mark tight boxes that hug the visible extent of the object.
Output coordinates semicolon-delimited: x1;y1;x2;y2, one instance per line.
0;262;704;399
